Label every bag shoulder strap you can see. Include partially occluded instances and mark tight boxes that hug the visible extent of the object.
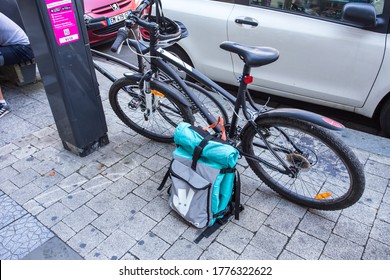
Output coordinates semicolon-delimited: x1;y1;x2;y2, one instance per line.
233;171;241;220
157;162;172;191
194;170;243;244
191;134;214;170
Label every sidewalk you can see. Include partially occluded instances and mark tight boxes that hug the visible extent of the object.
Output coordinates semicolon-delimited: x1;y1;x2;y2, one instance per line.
1;61;389;260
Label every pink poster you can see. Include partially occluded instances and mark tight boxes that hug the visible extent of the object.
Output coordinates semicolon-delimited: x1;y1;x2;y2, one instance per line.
46;0;80;46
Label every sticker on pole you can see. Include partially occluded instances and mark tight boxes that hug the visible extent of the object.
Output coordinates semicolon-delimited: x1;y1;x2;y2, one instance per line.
46;0;80;46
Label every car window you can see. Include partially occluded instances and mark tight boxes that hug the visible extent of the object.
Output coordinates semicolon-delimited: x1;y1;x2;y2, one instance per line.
250;0;384;20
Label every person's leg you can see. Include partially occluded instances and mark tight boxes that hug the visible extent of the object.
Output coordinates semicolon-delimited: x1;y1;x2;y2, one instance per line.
0;48;9;110
0;45;34;66
0;44;33;119
0;47;8;66
0;50;4;66
0;44;34;119
0;85;10;118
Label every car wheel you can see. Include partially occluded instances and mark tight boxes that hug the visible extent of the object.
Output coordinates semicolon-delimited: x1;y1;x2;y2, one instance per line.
165;44;194;81
380;97;390;137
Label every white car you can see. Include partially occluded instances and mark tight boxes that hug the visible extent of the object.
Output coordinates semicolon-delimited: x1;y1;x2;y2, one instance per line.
162;0;390;137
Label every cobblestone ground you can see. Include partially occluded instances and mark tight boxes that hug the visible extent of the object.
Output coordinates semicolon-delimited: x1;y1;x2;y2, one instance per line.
1;63;389;260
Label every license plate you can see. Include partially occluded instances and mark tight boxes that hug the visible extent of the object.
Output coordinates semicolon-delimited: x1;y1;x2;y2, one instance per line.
107;11;128;25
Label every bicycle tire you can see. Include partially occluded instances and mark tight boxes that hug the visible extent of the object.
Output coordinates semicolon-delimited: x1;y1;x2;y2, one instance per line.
109;77;194;143
158;70;230;127
182;81;230;128
241;117;365;210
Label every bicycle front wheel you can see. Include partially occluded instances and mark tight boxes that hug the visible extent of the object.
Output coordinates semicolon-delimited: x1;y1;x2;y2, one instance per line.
241;117;365;210
109;77;194;143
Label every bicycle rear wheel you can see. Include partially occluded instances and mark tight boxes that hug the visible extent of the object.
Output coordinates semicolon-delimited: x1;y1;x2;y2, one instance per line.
241;117;365;210
109;77;194;142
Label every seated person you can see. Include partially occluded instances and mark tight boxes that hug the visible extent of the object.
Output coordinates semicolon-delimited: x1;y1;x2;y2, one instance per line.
0;12;34;118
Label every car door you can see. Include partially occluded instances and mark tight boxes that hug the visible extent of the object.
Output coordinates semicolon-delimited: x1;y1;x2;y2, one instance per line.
227;0;387;108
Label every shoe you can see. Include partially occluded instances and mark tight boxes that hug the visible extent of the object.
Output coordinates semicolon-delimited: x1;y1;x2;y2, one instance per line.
0;102;10;119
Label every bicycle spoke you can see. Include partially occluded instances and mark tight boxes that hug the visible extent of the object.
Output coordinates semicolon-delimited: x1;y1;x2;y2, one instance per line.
109;78;193;142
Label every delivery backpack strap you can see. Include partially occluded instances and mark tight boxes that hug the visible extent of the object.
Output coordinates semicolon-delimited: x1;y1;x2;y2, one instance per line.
194;169;243;244
191;134;214;170
158;163;171;191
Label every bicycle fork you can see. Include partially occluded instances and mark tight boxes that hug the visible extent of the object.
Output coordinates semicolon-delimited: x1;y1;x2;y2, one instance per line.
142;71;154;121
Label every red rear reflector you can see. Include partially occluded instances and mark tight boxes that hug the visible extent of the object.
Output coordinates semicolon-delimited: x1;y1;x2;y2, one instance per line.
322;117;345;129
243;75;253;84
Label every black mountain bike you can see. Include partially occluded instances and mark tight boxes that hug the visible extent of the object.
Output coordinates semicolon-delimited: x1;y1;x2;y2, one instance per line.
86;11;229;140
107;0;365;210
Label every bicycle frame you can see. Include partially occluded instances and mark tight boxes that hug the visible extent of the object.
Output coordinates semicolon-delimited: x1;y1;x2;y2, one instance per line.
154;49;346;127
144;46;349;174
150;47;276;140
147;51;295;173
91;48;139;82
138;47;243;135
157;48;236;104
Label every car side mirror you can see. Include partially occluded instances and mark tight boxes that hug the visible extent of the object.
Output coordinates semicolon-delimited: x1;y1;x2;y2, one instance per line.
341;3;377;27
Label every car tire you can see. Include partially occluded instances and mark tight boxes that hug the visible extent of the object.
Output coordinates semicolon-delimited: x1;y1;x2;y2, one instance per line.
166;44;194;81
380;97;390;137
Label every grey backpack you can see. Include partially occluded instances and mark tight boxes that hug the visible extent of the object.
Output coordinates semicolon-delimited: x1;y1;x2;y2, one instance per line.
158;123;242;243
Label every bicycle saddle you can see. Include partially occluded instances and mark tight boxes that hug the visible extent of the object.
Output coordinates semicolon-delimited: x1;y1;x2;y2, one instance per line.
220;41;279;68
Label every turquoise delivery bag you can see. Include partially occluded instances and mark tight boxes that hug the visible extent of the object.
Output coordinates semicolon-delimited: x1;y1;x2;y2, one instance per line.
162;122;240;229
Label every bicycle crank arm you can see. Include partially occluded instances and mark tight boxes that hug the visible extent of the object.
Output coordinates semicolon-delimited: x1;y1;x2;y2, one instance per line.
257;108;345;131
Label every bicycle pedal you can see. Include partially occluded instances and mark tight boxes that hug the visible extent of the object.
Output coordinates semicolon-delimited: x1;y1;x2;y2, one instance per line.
128;98;142;110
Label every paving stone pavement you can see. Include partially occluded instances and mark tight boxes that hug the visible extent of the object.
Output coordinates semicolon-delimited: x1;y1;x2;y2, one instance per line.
1;59;390;260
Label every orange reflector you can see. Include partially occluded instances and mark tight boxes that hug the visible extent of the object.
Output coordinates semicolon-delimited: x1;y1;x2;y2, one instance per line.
152;90;164;97
315;192;332;200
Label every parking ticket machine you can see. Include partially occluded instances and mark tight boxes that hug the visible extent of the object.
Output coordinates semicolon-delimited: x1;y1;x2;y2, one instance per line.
15;0;109;157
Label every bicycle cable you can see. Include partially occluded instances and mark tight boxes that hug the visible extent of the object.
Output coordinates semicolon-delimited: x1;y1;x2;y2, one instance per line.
124;27;161;63
246;88;271;113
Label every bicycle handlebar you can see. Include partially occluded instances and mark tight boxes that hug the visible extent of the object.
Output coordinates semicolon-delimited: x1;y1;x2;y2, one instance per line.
128;15;159;32
133;0;152;16
111;12;159;53
85;16;107;30
110;0;155;53
111;27;128;53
